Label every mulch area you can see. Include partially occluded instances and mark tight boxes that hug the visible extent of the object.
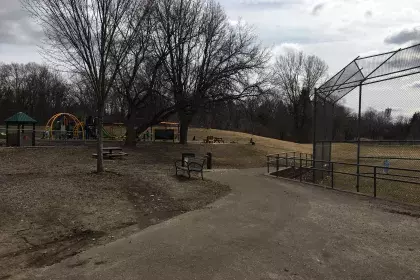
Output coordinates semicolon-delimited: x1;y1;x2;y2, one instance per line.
0;146;230;278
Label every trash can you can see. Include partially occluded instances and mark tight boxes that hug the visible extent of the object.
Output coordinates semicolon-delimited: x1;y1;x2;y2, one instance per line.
206;152;212;169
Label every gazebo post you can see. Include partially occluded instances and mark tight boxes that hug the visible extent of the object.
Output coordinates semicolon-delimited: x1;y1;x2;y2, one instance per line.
5;123;9;146
32;123;36;146
17;124;21;147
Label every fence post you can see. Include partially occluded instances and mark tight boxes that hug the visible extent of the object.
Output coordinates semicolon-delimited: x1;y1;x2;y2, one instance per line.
312;88;318;182
300;153;302;182
267;156;270;174
276;154;279;176
312;156;315;183
331;162;334;189
356;83;363;193
374;166;377;198
321;142;325;180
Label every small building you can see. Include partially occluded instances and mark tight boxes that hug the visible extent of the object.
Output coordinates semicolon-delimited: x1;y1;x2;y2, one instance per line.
5;112;37;147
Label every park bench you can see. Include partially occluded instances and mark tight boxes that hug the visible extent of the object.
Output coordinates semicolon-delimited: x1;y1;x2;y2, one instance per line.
175;156;206;180
92;147;128;159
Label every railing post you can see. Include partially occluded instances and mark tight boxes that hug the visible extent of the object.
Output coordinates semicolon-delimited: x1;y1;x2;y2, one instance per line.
267;156;270;174
300;153;302;182
276;154;279;176
374;166;377;198
312;156;315;183
331;162;334;189
285;153;288;166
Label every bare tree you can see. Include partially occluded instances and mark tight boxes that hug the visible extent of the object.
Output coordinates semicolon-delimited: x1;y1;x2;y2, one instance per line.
272;50;328;142
22;0;150;172
154;0;269;144
107;3;175;146
112;45;174;145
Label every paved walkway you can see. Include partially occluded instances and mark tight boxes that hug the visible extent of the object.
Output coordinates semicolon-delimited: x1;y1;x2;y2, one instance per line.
28;169;420;280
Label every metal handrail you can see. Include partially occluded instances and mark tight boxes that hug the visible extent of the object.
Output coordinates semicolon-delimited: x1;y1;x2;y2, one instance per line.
267;152;420;200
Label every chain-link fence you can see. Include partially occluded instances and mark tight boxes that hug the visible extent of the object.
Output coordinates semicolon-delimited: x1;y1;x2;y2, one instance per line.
268;44;420;205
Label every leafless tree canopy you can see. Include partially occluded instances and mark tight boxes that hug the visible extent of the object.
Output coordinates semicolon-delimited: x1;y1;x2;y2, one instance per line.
273;50;328;105
153;0;270;143
23;0;150;106
271;50;328;142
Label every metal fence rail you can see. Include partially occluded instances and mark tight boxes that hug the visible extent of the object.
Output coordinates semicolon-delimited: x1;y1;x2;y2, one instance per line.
266;152;313;174
267;152;420;203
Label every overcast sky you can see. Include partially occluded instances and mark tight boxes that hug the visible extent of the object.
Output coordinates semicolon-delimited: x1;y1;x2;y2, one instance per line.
1;0;420;114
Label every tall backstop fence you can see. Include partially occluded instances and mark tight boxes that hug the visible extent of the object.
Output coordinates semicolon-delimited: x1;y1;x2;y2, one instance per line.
270;43;420;205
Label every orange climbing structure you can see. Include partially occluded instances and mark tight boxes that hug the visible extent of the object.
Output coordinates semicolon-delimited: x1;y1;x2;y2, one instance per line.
45;113;85;140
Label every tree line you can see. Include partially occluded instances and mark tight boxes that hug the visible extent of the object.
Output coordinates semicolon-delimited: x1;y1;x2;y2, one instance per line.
3;60;419;144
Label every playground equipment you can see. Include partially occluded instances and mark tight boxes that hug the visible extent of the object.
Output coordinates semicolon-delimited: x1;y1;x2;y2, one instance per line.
73;121;85;139
151;122;180;142
103;123;125;140
45;113;85;140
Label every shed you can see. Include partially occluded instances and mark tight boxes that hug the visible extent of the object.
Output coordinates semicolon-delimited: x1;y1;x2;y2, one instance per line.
5;112;37;147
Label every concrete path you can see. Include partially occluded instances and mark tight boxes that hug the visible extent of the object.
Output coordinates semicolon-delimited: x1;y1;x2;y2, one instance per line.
27;169;420;280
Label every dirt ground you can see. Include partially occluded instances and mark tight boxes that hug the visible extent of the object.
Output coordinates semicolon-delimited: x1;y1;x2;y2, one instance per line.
0;146;230;279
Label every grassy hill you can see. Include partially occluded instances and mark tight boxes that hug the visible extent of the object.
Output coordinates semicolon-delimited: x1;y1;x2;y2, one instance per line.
133;128;312;169
189;128;312;154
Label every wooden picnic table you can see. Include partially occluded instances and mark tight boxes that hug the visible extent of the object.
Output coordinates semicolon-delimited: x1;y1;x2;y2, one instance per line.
92;147;127;159
203;136;224;144
214;137;224;143
102;147;123;154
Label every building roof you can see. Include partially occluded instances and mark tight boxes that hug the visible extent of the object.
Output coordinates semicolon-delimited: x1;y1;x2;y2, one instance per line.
5;112;38;124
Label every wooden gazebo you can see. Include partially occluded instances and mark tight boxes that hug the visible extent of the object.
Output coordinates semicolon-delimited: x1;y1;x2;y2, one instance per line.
5;112;37;147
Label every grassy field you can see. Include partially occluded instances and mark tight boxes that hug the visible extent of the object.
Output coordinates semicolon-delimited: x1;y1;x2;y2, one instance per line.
314;143;420;205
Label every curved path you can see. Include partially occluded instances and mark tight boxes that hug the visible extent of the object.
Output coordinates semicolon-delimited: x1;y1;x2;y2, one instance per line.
27;169;420;280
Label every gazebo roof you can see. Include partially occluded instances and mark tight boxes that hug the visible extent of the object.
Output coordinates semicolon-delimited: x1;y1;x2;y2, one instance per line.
5;112;37;124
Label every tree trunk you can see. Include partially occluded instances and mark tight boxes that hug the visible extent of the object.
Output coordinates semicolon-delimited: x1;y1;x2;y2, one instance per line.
179;119;190;144
96;105;105;173
125;108;137;146
293;109;301;143
125;123;137;146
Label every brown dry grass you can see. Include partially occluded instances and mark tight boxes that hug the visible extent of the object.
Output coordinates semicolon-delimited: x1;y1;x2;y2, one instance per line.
315;143;420;205
190;128;312;153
